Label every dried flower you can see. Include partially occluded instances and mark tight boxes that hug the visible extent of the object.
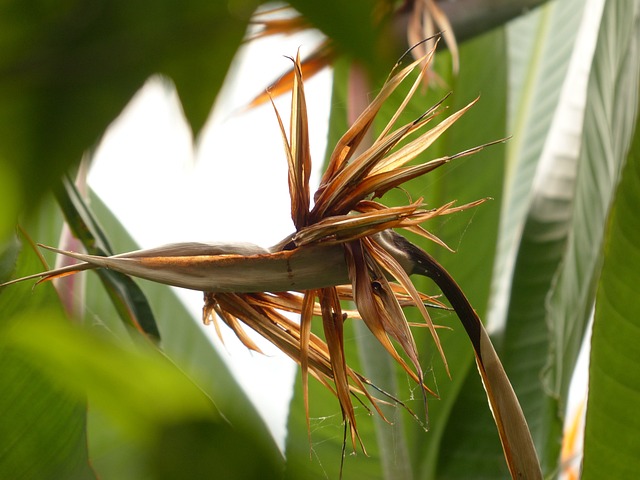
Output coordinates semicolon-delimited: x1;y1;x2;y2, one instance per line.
1;46;541;478
248;1;460;108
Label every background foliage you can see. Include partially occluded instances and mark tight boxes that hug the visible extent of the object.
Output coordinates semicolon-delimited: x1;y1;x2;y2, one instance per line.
1;0;639;478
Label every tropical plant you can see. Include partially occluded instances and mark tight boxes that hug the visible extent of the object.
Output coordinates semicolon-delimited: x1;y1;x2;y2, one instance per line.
1;1;639;479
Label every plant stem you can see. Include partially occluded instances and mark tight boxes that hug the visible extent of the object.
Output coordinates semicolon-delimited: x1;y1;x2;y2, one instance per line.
381;231;543;479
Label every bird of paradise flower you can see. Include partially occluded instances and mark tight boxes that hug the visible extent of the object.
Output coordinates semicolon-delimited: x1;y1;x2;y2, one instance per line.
1;45;541;478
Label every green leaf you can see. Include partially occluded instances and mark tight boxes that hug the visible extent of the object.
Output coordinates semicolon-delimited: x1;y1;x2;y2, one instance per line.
0;236;94;480
2;189;282;477
0;1;250;238
479;0;591;473
490;0;587;336
55;175;160;340
488;0;640;475
584;86;640;479
3;311;282;479
0;346;95;480
544;0;640;406
4;315;220;437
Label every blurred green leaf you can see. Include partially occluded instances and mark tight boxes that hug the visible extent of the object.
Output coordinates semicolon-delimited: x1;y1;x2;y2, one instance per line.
2;186;282;477
0;233;94;479
4;315;219;439
584;90;640;479
0;345;95;480
0;0;250;238
287;0;397;78
150;418;282;480
56;175;160;340
3;312;282;479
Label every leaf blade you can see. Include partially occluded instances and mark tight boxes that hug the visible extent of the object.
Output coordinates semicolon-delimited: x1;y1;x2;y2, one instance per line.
584;107;640;478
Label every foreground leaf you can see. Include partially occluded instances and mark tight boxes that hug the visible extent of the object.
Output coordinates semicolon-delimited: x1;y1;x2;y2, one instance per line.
3;314;282;479
0;1;250;238
0;237;94;479
56;175;160;340
584;76;640;479
286;0;397;78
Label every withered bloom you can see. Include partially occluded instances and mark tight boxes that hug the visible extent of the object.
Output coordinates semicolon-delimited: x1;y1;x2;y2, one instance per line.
1;47;541;478
248;1;459;108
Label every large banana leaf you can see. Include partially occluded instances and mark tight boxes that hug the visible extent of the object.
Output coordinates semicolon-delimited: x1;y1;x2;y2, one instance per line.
488;0;598;473
578;1;640;477
544;0;640;408
442;0;640;477
489;0;586;336
584;88;640;479
489;0;638;476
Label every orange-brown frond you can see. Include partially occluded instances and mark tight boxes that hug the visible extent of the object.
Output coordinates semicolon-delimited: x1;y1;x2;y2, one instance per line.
299;290;316;448
248;43;333;109
268;52;312;230
408;0;459;75
204;293;263;353
353;200;454;251
248;7;309;39
344;240;434;396
207;289;404;451
365;237;449;377
317;51;434;191
372;98;477;177
313;68;471;221
376;40;440;142
294;201;424;247
318;287;364;452
288;51;312;229
314;121;422;218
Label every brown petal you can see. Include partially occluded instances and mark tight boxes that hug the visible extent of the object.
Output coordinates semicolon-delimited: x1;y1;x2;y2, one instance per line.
27;242;350;293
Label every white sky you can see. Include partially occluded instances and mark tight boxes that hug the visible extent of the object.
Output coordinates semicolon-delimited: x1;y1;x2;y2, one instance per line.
88;31;331;451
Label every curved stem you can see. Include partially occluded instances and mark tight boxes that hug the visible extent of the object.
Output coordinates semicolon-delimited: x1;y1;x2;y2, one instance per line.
381;231;542;479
